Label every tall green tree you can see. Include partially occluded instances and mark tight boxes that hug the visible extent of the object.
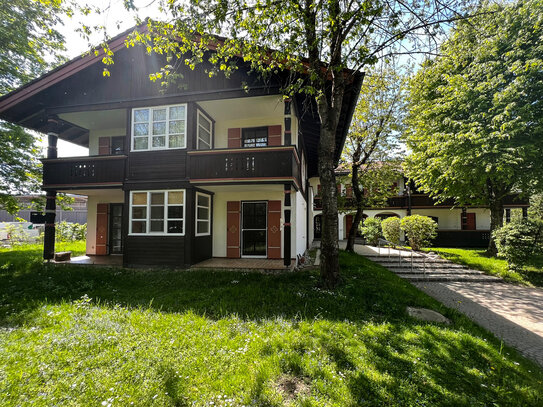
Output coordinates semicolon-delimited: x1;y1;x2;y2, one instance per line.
119;0;471;287
0;0;67;214
341;64;404;252
405;0;543;254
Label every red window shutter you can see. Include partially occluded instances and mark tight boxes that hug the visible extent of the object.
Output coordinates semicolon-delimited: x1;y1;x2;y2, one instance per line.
226;201;241;258
227;128;241;148
267;200;281;259
317;185;321;196
96;203;108;255
98;137;111;155
345;214;353;238
346;185;353;198
268;125;282;146
337;184;342;195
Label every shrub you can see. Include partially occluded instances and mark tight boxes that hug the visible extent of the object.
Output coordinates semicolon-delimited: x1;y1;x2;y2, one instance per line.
361;217;382;245
4;224;33;246
381;217;401;245
400;215;437;250
493;219;543;271
55;222;87;242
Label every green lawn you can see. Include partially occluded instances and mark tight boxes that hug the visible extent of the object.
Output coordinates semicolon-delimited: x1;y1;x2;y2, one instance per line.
427;247;543;287
1;244;542;406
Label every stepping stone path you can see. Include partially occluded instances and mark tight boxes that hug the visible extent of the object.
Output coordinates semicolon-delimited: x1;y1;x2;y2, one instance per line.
363;251;502;283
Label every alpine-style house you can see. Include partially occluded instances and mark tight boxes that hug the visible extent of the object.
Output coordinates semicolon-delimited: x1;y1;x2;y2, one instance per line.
0;28;362;267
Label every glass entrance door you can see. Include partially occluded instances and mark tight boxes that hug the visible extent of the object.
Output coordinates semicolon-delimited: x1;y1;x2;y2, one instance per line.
109;204;123;254
241;202;267;257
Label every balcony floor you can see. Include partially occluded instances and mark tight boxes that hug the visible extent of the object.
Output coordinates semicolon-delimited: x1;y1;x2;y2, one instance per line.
192;257;294;272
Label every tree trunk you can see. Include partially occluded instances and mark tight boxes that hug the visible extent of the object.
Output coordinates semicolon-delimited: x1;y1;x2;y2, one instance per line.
346;208;363;252
346;146;363;253
487;198;504;256
318;126;340;288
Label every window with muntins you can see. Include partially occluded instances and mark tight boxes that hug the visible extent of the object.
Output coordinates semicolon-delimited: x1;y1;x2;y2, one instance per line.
130;190;185;235
242;127;268;147
195;192;211;236
197;110;212;150
132;104;187;151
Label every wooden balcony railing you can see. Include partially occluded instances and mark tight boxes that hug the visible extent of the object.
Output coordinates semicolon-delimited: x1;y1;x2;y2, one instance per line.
188;146;301;188
42;155;126;189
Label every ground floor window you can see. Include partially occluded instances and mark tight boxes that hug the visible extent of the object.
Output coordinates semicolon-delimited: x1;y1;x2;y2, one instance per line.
130;190;185;235
195;192;211;236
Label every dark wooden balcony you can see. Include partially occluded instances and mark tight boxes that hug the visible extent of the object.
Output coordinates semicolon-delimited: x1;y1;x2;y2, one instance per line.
188;147;301;188
42;155;126;189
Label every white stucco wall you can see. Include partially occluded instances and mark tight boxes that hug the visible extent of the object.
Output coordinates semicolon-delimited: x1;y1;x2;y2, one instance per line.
88;128;126;156
207;185;285;258
411;208;491;230
85;190;124;255
294;190;307;257
199;95;301;149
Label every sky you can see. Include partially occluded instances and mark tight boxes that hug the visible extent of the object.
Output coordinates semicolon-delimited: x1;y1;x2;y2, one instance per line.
45;0;163;157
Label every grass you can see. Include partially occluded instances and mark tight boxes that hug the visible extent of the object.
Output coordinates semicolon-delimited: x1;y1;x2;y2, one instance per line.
426;247;543;286
0;243;542;406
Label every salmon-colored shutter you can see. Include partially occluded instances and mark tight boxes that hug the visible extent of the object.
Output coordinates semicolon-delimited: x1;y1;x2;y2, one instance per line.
464;213;476;230
346;185;353;198
317;185;321;196
337;184;342;195
98;137;110;155
226;201;240;258
345;215;353;239
268;125;282;146
227;128;241;148
267;200;281;259
96;203;108;255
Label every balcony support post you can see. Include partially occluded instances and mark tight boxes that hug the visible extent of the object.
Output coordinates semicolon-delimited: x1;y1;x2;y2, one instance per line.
283;184;291;267
43;116;59;261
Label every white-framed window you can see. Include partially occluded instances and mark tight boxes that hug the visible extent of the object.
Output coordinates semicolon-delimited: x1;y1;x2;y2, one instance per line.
195;192;211;236
132;104;187;151
197;110;212;150
129;190;185;235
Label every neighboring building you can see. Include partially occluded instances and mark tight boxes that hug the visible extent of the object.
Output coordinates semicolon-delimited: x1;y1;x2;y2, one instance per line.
309;176;528;247
0;27;361;266
0;195;87;224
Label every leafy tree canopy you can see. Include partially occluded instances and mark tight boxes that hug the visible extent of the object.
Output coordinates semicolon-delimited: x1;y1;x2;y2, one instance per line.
404;0;543;252
0;0;68;214
340;63;405;251
405;0;543;206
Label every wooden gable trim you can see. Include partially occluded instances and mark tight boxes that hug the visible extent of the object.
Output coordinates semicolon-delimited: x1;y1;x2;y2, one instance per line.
0;27;144;113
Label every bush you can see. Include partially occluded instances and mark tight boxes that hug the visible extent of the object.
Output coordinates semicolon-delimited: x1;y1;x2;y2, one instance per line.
361;217;382;245
55;222;87;242
400;215;437;250
493;219;543;271
381;217;401;245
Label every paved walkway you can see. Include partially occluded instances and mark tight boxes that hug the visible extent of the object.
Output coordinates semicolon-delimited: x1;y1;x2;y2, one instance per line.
352;243;543;368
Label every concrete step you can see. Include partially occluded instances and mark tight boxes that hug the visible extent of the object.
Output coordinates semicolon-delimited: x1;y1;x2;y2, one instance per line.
375;262;468;269
366;255;451;262
388;267;485;275
397;273;502;282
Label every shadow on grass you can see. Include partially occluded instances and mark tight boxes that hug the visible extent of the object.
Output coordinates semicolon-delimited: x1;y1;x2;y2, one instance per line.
0;247;443;325
1;246;543;406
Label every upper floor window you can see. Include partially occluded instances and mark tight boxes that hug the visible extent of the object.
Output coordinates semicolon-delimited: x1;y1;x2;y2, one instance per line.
132;104;187;151
130;190;185;235
197;110;212;150
242;127;268;148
